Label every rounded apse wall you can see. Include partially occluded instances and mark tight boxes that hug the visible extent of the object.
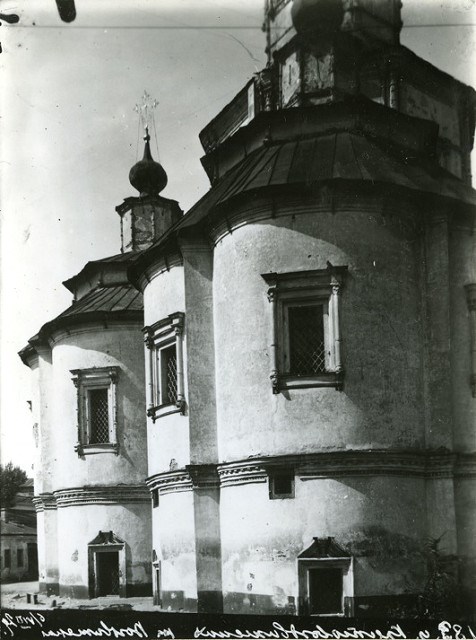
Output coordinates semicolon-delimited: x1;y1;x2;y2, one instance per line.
45;323;148;490
212;204;424;462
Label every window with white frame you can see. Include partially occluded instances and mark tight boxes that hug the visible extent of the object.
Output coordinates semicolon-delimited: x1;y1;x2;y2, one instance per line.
70;367;120;456
262;266;347;393
143;312;185;422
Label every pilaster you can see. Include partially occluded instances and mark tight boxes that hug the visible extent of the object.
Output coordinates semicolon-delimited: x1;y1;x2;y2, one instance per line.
178;233;218;465
422;210;454;449
187;464;223;613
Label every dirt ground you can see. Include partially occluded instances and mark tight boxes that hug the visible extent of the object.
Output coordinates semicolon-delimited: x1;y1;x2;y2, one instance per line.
0;580;157;611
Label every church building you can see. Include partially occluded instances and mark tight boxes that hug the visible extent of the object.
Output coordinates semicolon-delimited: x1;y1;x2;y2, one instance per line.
20;0;476;617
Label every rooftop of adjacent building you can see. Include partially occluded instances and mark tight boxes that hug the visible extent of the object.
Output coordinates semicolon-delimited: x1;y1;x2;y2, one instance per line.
0;520;37;537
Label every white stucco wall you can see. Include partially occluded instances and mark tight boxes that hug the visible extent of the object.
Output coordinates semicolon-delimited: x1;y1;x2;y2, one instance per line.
46;322;147;489
212;210;424;462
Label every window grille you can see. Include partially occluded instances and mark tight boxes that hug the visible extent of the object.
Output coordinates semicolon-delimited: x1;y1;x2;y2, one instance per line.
144;311;185;421
71;367;119;455
162;345;177;405
89;388;109;444
269;470;295;499
288;304;325;375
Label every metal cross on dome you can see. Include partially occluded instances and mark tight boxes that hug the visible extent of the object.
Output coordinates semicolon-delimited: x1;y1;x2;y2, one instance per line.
134;91;159;132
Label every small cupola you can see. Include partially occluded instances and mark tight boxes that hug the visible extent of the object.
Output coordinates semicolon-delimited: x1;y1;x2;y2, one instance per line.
129;126;168;198
116;94;182;254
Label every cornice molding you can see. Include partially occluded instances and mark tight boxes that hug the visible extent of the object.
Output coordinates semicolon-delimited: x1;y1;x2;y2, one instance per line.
33;485;149;510
146;471;193;495
33;493;57;512
48;317;143;347
453;453;476;478
34;452;475;508
298;451;458;480
146;450;474;495
186;464;220;489
55;485;149;508
208;190;424;246
218;462;268;487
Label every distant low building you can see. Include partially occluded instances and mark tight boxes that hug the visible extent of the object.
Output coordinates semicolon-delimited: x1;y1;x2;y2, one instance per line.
1;491;38;583
0;523;37;583
1;479;37;529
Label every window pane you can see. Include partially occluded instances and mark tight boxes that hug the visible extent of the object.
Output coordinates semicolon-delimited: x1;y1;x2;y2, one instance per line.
162;345;177;405
152;489;159;508
89;388;109;444
309;568;343;614
288;305;325;375
273;474;293;496
17;548;24;567
4;549;11;568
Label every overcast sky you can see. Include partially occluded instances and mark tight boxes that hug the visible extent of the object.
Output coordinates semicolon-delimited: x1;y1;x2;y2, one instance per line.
1;0;475;473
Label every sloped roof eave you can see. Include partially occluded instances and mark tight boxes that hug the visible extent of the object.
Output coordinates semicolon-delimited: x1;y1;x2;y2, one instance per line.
19;285;143;366
129;149;476;283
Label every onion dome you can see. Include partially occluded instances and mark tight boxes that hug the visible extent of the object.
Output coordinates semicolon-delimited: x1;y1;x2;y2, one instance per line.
291;0;344;38
129;127;168;197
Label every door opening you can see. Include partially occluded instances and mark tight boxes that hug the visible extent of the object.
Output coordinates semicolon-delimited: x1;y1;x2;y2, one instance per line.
308;567;343;615
96;551;120;596
27;543;38;579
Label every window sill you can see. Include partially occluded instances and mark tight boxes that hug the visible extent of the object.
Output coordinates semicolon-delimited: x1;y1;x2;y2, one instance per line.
147;400;185;422
273;372;344;393
75;443;119;456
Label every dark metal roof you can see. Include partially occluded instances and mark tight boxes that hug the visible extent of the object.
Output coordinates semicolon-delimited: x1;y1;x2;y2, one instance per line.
19;285;143;365
57;285;142;318
89;530;124;545
128;101;476;285
298;537;350;558
0;520;37;537
183;132;476;230
62;251;138;293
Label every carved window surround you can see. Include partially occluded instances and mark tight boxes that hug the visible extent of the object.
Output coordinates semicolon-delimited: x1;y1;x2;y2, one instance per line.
262;266;347;393
465;283;476;397
143;312;186;422
71;367;120;457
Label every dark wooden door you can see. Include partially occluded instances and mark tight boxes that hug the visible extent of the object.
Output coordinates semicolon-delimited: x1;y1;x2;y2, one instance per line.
308;568;343;614
96;552;119;596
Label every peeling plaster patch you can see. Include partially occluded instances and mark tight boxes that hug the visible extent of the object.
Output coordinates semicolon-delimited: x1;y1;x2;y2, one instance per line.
71;550;78;562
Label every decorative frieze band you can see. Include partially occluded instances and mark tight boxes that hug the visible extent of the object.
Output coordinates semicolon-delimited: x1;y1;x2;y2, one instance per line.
33;493;57;512
453;453;476;478
34;452;475;511
218;462;268;487
146;470;193;495
146;450;474;496
298;451;458;480
33;485;149;510
186;464;220;490
56;485;149;507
